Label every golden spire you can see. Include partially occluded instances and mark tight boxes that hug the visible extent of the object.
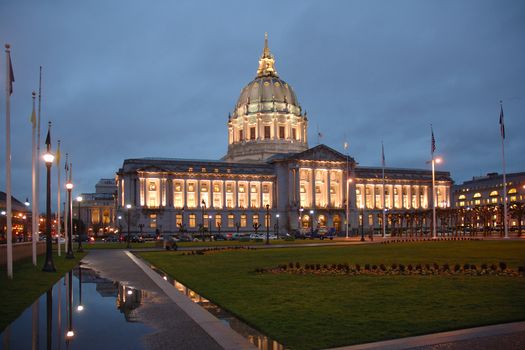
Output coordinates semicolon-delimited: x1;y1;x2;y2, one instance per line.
257;32;278;77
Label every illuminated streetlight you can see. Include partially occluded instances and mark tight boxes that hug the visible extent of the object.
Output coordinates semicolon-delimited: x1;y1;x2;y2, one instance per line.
65;181;74;259
76;196;84;252
126;204;132;248
42;123;56;273
309;209;314;237
346;178;353;239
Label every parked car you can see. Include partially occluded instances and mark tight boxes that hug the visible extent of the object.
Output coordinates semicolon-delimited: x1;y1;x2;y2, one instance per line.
105;235;119;242
130;235;144;243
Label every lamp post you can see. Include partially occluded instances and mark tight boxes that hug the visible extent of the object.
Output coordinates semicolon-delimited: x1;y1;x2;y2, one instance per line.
201;200;206;241
42;129;56;272
76;196;84;252
299;206;304;232
428;157;442;239
346;178;352;239
309;209;314;237
360;207;365;241
208;214;212;240
24;198;30;242
265;204;270;245
275;213;280;237
126;204;132;248
66;181;74;258
117;215;122;240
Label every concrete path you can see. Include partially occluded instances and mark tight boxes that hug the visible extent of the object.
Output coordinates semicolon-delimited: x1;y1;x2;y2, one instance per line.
81;250;256;350
328;322;525;350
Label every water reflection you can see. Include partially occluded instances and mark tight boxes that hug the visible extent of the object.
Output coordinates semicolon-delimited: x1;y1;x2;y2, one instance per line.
162;270;286;350
0;265;152;350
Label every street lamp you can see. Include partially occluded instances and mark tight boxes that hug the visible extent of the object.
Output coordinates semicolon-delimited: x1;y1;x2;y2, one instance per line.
65;181;74;259
309;209;314;236
76;196;84;252
299;206;304;231
208;214;212;239
126;204;132;248
265;204;270;245
42;127;56;272
346;178;353;239
275;213;280;237
427;157;442;239
201;200;206;241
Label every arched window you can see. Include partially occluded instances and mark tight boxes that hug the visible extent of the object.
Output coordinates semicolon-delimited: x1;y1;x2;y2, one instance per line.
458;194;466;200
473;193;482;198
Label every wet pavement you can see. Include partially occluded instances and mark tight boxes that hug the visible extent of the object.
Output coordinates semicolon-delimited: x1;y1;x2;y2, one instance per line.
80;249;225;350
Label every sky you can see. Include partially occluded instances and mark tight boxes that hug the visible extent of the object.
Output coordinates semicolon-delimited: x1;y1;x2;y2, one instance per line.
1;0;524;208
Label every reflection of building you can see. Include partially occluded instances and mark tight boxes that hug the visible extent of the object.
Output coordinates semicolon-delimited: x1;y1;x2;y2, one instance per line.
78;179;117;236
0;192;31;242
116;35;452;235
116;283;144;322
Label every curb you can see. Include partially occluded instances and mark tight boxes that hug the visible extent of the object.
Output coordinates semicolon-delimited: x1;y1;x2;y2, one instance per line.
125;251;257;350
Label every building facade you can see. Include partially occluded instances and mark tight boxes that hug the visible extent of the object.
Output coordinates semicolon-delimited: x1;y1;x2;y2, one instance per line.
116;36;452;236
77;178;117;236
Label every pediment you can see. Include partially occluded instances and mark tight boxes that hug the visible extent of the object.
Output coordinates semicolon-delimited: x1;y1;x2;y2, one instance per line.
291;144;354;163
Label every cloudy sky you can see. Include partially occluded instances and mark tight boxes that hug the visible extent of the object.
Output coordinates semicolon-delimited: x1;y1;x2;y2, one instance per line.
1;0;524;207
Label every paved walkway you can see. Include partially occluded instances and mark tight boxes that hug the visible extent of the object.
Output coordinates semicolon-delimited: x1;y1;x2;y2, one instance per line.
81;250;255;350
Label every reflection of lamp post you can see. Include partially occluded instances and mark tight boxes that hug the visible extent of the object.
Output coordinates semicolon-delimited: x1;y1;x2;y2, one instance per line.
76;196;83;252
66;270;75;342
66;181;74;259
309;209;314;236
275;214;280;237
265;204;270;245
126;204;132;248
77;264;83;312
42;125;56;272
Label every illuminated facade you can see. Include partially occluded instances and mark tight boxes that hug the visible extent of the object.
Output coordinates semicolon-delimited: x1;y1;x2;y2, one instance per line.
116;35;452;236
78;179;117;236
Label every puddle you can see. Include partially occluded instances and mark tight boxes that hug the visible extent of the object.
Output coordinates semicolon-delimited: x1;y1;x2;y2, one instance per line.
152;265;287;350
0;265;153;350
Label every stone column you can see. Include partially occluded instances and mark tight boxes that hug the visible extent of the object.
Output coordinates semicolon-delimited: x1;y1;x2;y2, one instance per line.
327;171;332;207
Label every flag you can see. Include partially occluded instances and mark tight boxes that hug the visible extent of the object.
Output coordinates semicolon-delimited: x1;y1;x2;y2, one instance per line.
45;127;51;146
431;125;436;154
7;49;14;95
344;141;348;150
318;131;323;138
499;103;505;139
56;140;61;166
30;106;36;128
381;141;385;167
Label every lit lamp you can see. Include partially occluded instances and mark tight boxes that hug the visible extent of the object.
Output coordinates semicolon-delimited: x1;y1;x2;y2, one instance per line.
77;264;84;312
65;181;74;259
42;124;56;272
275;213;280;237
429;157;442;239
126;204;132;248
309;209;314;236
76;196;84;252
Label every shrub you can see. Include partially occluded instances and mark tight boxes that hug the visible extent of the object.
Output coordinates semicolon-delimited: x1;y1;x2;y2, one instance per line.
518;266;524;275
443;263;449;271
481;263;488;270
355;264;361;271
372;264;378;271
416;263;422;271
490;263;498;271
399;264;406;272
499;262;507;271
289;262;294;269
323;264;328;269
295;262;301;269
391;263;398;270
407;264;413;271
316;264;321;270
425;263;431;270
470;264;477;270
331;264;337;270
454;264;461;272
364;263;370;271
433;262;439;271
379;264;386;271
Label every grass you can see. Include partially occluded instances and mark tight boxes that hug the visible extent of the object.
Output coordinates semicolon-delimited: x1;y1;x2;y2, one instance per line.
139;241;525;350
0;252;86;332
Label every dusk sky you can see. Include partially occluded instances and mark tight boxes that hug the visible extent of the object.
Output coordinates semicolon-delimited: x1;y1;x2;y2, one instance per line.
1;0;524;207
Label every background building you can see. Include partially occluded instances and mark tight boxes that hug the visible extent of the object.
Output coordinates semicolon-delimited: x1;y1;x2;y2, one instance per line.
77;179;117;237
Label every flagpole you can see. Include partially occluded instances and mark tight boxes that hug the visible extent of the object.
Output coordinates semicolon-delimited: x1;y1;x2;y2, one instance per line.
56;140;61;256
344;141;349;239
35;67;43;256
31;91;37;265
500;102;509;239
64;153;69;253
381;141;386;238
431;124;437;239
5;44;14;278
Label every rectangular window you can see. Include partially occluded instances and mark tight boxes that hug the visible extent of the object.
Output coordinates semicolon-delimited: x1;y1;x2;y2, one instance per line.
149;214;157;229
240;214;247;227
215;214;222;228
292;128;297;140
239;130;243;141
264;125;271;139
250;127;256;140
253;214;259;225
265;214;271;227
227;214;234;228
176;214;182;228
189;214;196;228
368;214;374;226
279;126;285;139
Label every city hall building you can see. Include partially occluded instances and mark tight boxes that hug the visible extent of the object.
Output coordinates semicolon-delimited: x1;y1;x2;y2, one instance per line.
116;36;452;236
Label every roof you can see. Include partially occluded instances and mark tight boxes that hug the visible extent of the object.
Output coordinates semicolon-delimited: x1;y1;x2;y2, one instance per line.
0;192;29;212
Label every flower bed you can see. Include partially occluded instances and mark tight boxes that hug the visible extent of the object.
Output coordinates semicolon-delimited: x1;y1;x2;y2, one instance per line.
255;261;524;277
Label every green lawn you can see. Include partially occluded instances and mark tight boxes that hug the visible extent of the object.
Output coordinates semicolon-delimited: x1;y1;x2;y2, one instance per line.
0;252;86;332
139;241;525;350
